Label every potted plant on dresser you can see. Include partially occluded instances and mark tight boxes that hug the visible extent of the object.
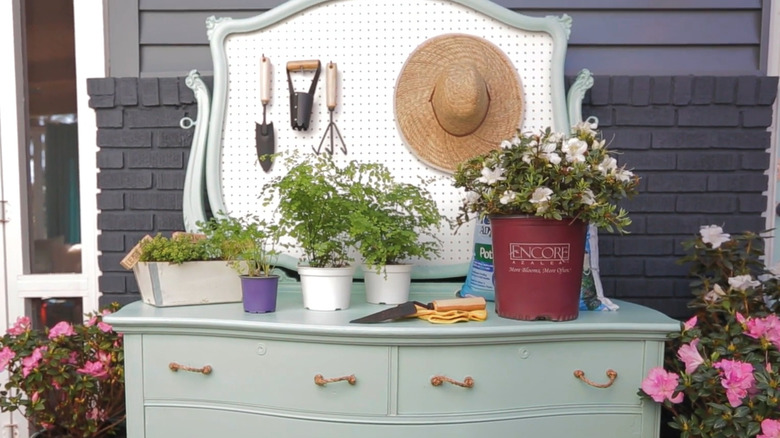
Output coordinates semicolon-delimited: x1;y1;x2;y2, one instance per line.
453;122;639;321
345;161;444;304
263;153;359;311
202;214;280;313
129;231;242;307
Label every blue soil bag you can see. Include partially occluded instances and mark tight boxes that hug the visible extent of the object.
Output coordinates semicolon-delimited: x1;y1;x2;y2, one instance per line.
458;219;618;311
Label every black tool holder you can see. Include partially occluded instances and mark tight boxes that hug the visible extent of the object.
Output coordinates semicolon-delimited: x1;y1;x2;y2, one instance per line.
286;60;321;131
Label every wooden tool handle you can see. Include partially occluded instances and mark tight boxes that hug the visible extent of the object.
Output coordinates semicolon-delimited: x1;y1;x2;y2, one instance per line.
325;62;337;109
432;297;486;312
260;55;271;105
287;59;320;71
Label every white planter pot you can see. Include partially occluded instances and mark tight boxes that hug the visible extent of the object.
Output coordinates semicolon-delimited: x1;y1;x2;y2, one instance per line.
133;261;241;306
362;264;414;304
298;265;355;311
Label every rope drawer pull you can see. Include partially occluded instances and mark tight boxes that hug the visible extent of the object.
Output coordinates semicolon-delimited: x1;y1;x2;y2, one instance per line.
314;374;356;386
169;362;213;375
573;369;618;388
431;375;474;388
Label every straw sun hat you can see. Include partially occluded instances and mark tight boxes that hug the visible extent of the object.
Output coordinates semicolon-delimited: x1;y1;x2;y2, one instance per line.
394;33;524;173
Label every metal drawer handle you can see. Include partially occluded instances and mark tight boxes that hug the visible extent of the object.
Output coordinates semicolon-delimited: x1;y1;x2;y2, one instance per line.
169;362;213;375
573;369;618;388
431;375;474;388
314;374;356;386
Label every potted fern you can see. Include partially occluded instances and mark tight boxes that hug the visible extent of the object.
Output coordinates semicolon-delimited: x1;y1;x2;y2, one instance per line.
262;153;358;311
201;214;280;313
344;161;444;304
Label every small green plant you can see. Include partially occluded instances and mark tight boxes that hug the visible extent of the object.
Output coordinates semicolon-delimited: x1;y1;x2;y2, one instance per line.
138;233;215;264
262;153;357;268
638;225;780;438
199;214;278;277
342;160;443;272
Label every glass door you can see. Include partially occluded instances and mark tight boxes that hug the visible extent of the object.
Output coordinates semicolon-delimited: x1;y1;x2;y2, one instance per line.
0;0;104;435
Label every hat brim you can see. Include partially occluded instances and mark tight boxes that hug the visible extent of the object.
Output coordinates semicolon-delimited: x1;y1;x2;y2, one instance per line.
395;34;524;173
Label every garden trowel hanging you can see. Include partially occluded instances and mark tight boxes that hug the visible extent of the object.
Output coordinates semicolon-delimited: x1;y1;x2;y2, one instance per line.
286;59;321;131
256;55;274;172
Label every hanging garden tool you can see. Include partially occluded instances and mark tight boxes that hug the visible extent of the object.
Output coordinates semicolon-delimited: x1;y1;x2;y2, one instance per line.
286;59;321;131
315;61;347;155
256;55;275;172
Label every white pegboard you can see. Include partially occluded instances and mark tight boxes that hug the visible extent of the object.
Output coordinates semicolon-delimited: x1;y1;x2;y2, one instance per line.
217;0;557;268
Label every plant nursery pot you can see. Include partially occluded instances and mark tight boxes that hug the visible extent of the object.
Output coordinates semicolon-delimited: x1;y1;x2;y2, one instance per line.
241;275;279;313
362;263;413;304
490;215;587;321
133;261;242;306
298;265;355;311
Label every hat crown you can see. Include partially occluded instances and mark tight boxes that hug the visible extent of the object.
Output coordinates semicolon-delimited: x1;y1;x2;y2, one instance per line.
430;63;489;137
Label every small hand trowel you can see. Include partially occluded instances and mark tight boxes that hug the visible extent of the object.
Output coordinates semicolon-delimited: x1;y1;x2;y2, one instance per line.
350;297;486;323
256;55;274;172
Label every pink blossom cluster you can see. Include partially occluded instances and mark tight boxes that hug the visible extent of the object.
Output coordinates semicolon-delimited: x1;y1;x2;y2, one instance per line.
712;359;756;407
7;316;30;336
48;321;75;339
640;367;684;404
759;419;780;438
742;313;780;351
21;346;47;378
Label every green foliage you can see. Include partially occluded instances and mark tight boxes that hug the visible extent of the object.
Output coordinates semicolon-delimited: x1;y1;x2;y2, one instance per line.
342;160;443;271
638;226;780;438
453;123;639;233
198;214;278;277
137;233;216;264
0;304;125;437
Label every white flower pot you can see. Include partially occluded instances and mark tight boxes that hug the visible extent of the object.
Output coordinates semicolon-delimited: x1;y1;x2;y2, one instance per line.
298;265;355;311
133;261;241;306
362;264;414;304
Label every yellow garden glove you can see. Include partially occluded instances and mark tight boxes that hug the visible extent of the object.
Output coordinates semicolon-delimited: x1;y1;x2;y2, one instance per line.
408;297;488;324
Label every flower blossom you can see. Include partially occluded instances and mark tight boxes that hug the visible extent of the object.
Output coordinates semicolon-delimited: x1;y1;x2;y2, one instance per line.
703;283;726;303
22;346;47;378
597;156;617;176
499;190;516;205
476;166;506;185
728;275;761;291
581;189;595;206
677;338;704;374
465;191;480;206
530;187;554;213
758;419;780;438
78;360;108;379
641;367;684;403
699;225;731;249
543;152;562;165
683;316;697;331
615;168;634;183
0;347;15;371
7;316;30;336
713;359;755;407
563;138;587;163
744;314;780;351
48;321;76;339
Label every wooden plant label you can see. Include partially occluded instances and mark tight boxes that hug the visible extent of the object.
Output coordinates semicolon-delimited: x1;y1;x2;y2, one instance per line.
120;235;153;270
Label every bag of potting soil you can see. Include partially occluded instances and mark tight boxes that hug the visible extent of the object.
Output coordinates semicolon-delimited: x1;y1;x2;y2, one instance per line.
458;220;619;311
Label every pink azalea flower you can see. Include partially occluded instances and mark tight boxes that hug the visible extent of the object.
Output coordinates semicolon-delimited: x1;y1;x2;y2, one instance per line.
87;407;107;421
21;346;46;378
0;347;16;371
31;391;39;403
744;315;780;351
97;321;113;333
77;360;108;379
758;418;780;438
85;316;97;327
713;359;756;407
683;316;697;331
737;312;747;324
641;367;684;404
7;316;30;336
677;338;705;374
48;321;75;339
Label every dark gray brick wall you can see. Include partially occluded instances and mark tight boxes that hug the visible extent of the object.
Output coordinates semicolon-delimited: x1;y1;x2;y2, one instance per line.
90;75;778;318
580;75;778;319
88;77;196;307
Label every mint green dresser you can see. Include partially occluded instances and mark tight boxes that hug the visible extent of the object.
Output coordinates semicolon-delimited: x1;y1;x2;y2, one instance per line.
105;291;678;438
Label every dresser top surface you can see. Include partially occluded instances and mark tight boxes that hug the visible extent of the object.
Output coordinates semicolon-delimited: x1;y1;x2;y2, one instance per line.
105;291;678;344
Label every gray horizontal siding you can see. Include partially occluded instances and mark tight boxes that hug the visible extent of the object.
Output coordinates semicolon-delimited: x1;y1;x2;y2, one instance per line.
116;0;769;77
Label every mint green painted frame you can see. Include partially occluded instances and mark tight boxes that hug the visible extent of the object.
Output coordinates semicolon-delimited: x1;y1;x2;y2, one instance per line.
182;0;593;278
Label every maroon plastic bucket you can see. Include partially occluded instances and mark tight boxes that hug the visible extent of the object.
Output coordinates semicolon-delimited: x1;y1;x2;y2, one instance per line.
490;216;587;321
241;275;279;313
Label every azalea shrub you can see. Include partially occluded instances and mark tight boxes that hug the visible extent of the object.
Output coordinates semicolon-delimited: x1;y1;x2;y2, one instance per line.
0;304;125;437
639;225;780;438
452;122;639;232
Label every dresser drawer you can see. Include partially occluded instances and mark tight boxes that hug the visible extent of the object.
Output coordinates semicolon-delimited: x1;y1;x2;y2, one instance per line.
397;341;644;414
142;335;389;415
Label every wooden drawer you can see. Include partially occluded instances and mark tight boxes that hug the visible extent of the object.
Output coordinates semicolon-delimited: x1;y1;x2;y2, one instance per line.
142;335;389;415
397;341;645;414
